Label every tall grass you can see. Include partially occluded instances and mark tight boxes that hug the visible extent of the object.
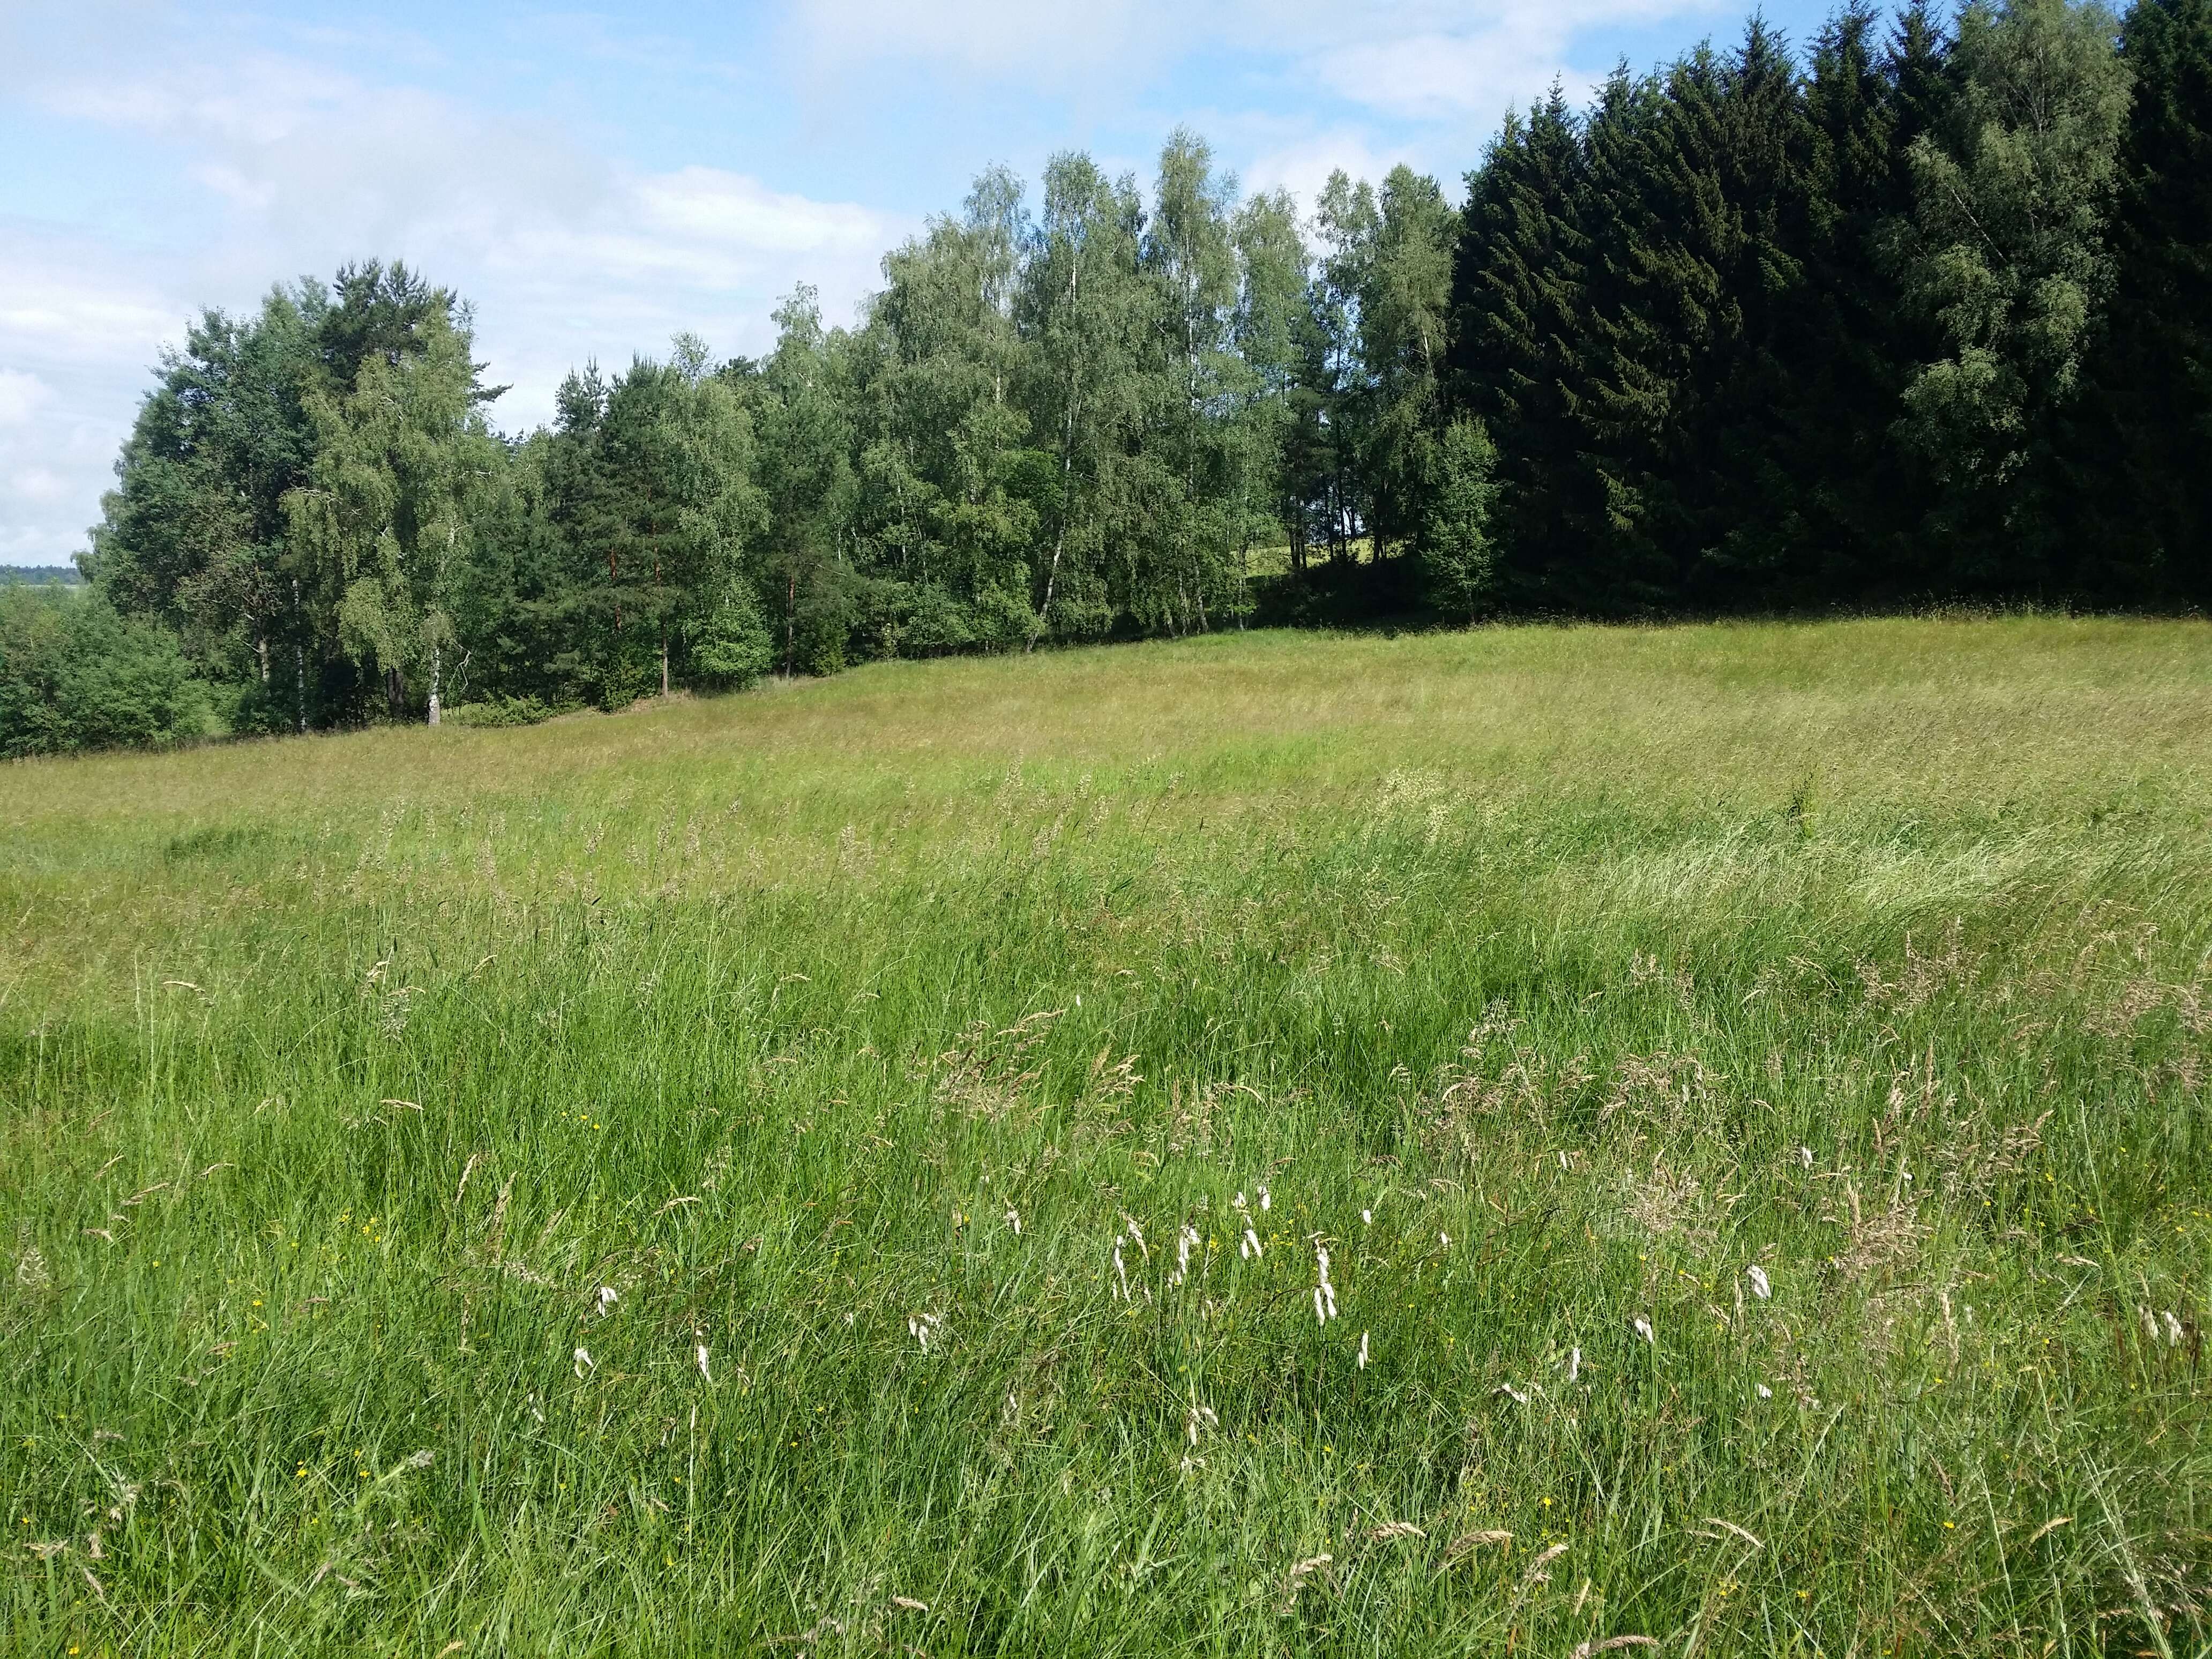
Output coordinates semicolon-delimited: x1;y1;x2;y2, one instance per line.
3;616;2210;1655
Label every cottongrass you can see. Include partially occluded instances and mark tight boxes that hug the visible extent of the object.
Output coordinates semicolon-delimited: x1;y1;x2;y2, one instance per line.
1170;1223;1200;1284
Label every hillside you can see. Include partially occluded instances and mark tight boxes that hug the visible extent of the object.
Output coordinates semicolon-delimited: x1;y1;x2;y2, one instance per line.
4;617;2210;1654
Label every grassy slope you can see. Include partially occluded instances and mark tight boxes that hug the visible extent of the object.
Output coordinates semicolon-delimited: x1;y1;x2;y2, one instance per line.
3;617;2210;1656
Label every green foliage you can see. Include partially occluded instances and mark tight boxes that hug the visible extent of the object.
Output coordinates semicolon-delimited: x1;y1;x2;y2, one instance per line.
50;0;2212;765
1895;0;2134;518
2062;0;2212;598
1421;417;1501;618
0;586;214;757
442;693;561;728
687;574;775;689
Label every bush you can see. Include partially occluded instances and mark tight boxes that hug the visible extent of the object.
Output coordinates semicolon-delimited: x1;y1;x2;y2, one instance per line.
688;576;775;689
444;694;562;728
0;587;216;758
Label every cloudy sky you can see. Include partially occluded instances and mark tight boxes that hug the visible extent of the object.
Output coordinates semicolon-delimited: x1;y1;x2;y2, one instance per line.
1;0;1837;566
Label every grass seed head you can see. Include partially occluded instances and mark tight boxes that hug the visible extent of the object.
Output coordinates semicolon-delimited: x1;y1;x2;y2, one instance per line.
1522;1542;1570;1582
1445;1529;1513;1560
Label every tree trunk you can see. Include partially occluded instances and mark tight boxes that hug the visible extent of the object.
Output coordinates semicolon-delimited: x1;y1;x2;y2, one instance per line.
293;578;307;734
428;642;442;726
785;565;797;678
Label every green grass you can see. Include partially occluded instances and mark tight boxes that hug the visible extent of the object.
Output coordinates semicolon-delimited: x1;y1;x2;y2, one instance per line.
4;616;2211;1656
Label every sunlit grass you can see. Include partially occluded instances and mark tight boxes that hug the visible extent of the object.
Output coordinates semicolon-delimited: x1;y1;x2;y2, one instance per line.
4;615;2210;1655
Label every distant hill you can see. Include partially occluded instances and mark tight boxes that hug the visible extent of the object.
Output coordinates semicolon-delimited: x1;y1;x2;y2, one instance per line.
0;564;85;586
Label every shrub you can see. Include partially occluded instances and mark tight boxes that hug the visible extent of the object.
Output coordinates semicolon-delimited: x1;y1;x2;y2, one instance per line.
0;586;216;758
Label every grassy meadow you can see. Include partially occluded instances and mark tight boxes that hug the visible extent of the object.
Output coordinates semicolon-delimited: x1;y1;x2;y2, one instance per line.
4;616;2211;1656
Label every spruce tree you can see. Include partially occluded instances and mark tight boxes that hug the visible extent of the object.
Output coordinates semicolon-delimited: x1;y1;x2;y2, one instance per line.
1450;87;1587;604
2068;0;2212;599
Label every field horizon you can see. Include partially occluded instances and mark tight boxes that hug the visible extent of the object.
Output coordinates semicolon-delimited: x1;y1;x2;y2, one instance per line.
5;615;2210;1656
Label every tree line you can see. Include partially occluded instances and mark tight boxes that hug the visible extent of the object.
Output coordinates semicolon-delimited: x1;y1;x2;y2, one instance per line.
5;0;2205;756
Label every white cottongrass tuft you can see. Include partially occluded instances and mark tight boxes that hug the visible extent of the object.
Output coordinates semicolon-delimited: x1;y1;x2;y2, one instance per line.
1755;1383;1774;1399
694;1342;712;1382
595;1285;619;1318
907;1313;941;1351
1567;1346;1581;1382
573;1346;594;1379
1746;1266;1771;1301
1233;1191;1264;1259
1496;1382;1529;1405
1185;1401;1219;1445
1362;1208;1373;1226
1004;1208;1021;1236
1123;1216;1147;1258
1258;1183;1271;1212
1357;1330;1370;1370
1797;1146;1815;1169
1632;1315;1654;1346
1439;1231;1451;1249
1170;1223;1201;1285
2163;1310;2185;1345
1313;1245;1338;1324
1111;1238;1130;1301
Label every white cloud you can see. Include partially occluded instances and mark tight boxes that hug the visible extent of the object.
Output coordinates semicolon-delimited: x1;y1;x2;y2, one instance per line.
0;29;910;564
789;0;1720;117
790;0;1157;79
0;370;54;428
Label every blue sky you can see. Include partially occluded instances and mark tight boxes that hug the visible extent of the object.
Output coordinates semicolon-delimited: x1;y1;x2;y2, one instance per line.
1;0;1848;565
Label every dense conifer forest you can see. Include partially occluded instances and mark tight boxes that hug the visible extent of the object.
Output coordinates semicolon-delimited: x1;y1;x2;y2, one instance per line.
5;0;2207;754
